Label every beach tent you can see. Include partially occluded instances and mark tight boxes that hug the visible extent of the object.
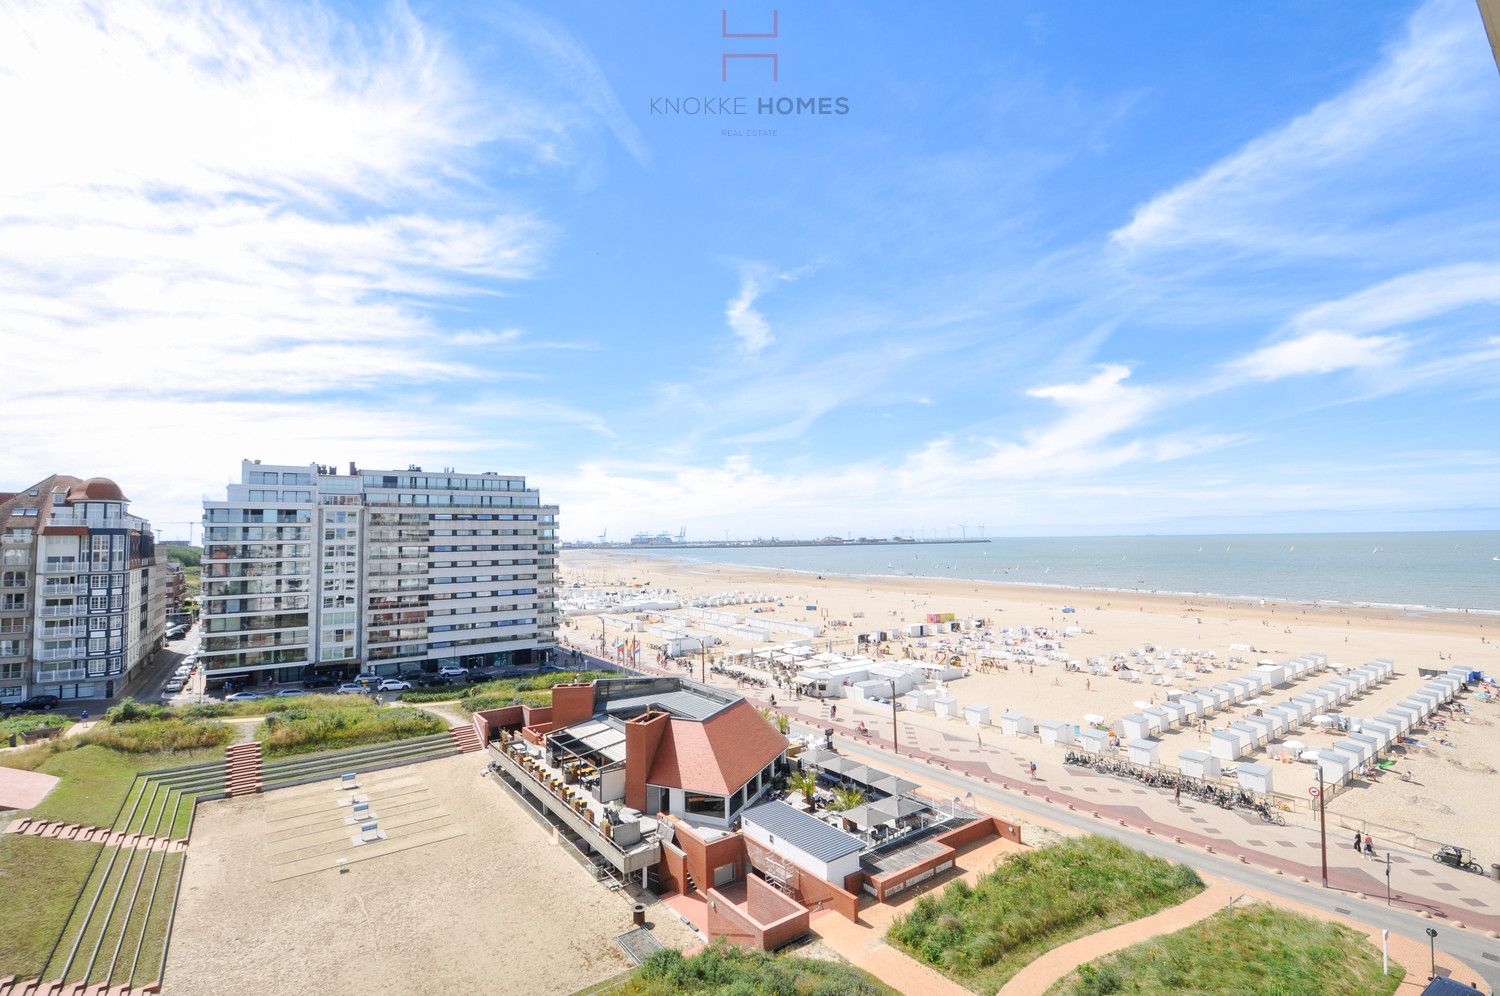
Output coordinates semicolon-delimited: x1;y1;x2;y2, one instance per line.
1256;663;1289;688
1120;714;1151;742
999;711;1035;737
1142;706;1171;733
1179;750;1220;779
1127;738;1159;766
1230;721;1267;749
1265;705;1300;731
1038;720;1074;747
1078;728;1111;754
1209;730;1244;761
963;703;990;727
1236;762;1274;796
933;695;960;720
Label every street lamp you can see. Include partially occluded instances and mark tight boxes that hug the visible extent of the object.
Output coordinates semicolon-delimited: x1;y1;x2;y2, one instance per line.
1425;926;1437;980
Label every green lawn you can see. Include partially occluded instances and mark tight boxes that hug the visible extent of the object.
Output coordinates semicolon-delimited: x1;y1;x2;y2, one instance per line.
0;835;103;980
256;704;447;757
414;669;617;712
616;944;897;996
0;712;72;739
886;835;1205;993
1046;903;1403;996
1;742;226;828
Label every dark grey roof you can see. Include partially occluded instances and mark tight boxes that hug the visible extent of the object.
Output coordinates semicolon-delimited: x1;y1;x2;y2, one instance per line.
741;801;864;861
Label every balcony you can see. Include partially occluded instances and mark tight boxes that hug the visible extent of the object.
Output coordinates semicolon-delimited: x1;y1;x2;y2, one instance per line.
36;647;82;662
45;510;148;531
39;625;86;639
488;741;661;875
39;605;82;618
41;583;87;596
39;560;81;574
2;534;31;545
35;666;90;683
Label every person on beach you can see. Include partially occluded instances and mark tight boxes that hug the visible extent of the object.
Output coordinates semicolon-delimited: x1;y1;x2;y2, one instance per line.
1174;783;1181;806
1029;760;1038;780
1363;833;1375;857
1353;831;1362;853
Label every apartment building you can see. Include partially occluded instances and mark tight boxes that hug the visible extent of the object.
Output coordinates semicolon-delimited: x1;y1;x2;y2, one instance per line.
199;460;558;685
0;476;166;704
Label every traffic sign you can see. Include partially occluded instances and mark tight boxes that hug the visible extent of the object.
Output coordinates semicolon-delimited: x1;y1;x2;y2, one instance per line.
1308;786;1321;797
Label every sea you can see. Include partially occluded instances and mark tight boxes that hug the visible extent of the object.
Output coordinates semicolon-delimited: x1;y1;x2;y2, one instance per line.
617;531;1500;613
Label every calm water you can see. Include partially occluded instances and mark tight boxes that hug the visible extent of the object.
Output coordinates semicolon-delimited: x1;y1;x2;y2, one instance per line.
621;532;1500;612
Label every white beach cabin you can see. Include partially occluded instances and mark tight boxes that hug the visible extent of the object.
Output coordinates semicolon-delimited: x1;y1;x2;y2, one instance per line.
1179;749;1220;779
963;703;990;727
1236;762;1274;796
1078;728;1111;754
1128;738;1159;766
1210;729;1245;761
932;695;960;720
1038;720;1074;747
999;711;1034;737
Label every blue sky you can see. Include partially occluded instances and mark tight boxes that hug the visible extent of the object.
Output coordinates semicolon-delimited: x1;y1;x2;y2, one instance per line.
0;0;1496;540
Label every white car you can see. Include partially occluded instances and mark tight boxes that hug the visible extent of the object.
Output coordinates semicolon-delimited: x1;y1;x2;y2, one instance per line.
224;691;265;702
336;683;366;695
377;679;411;692
275;688;307;697
437;665;469;678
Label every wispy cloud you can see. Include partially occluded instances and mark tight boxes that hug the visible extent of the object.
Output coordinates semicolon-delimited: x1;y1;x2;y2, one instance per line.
1110;0;1494;257
725;267;775;354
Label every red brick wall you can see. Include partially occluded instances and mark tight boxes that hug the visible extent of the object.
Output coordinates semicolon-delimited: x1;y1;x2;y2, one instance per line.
658;840;687;894
707;878;809;950
671;819;748;893
472;705;526;745
742;837;860;921
624;711;669;812
550;682;596;728
864;816;1021;901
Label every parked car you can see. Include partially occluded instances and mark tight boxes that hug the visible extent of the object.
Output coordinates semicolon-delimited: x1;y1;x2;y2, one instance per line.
164;678;184;692
275;688;307;697
416;674;453;688
336;683;365;695
466;668;497;682
224;691;265;701
438;665;469;678
303;674;338;689
165;625;189;640
173;667;192;680
377;679;411;692
3;694;61;713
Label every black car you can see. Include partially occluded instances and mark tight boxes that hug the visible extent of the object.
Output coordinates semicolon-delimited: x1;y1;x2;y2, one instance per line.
415;674;454;688
303;674;339;689
4;694;61;713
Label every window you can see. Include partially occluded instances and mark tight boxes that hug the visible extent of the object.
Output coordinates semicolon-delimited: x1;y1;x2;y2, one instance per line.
684;793;726;820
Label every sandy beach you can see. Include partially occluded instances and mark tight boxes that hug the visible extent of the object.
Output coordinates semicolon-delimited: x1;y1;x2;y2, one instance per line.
562;550;1500;858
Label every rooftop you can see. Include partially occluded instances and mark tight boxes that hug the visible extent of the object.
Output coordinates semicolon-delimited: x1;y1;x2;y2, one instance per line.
741;800;865;862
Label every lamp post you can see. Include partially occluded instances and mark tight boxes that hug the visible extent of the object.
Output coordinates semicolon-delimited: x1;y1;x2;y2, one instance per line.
1425;926;1437;980
1317;765;1328;888
889;679;899;756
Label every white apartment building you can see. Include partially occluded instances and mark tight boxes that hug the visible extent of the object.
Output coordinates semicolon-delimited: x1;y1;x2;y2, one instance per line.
0;476;166;703
199;460;558;684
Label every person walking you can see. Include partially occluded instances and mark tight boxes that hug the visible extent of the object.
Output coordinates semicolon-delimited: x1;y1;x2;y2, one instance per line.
1174;783;1181;806
1353;831;1363;853
1029;760;1038;780
1363;833;1375;857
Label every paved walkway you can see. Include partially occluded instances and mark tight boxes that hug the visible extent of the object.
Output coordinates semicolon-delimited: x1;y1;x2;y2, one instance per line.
584;642;1500;936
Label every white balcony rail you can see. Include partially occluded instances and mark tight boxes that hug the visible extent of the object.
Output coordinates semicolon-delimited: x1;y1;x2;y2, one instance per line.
38;560;81;574
35;666;90;682
39;605;81;618
36;647;82;662
40;625;86;639
41;583;87;596
45;511;149;530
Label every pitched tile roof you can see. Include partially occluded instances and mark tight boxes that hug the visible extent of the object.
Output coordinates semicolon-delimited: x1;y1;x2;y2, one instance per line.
646;698;786;796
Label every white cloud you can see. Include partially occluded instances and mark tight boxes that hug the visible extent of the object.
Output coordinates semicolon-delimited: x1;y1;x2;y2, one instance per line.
1291;263;1500;335
725;267;776;354
1110;0;1493;255
1231;331;1406;381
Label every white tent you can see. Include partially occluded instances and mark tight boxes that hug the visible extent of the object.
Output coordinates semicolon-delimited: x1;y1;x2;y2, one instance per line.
1128;738;1159;766
1179;749;1220;779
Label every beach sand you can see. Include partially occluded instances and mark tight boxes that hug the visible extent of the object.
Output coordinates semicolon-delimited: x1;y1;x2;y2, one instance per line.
562;550;1500;858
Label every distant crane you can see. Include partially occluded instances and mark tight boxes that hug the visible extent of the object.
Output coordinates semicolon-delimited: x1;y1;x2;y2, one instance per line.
155;522;199;545
959;523;968;539
597;528;608;544
677;526;687;543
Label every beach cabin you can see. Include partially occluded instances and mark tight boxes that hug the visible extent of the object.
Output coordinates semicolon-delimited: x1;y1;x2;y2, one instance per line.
902;623;927;638
1361;719;1397;748
1142;706;1171;734
963;703;990;727
1265;705;1300;732
1315;751;1354;785
1256;663;1289;688
1170;693;1203;720
1328;745;1366;775
1210;730;1245;762
1446;665;1474;684
1390;704;1424;728
1179;749;1220;779
1246;713;1281;740
1120;714;1152;741
933;695;960;720
1236;674;1265;696
1290;695;1320;718
1038;720;1074;747
999;711;1034;737
1348;731;1382;758
906;689;936;712
1335;737;1373;765
1159;700;1187;726
1230;721;1267;750
1078;728;1111;754
1128;738;1159;766
1402;695;1435;718
1382;711;1413;736
1332;676;1361;698
1236;762;1274;796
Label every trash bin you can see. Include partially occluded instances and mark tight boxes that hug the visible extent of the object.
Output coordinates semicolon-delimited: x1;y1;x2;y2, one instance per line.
632;903;646;926
1491;863;1500;882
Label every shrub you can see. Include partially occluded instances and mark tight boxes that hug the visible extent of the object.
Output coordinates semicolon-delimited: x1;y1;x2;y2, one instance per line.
257;705;446;757
105;698;177;723
0;713;71;739
77;719;233;753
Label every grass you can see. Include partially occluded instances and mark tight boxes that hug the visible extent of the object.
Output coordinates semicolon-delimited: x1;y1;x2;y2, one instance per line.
176;693;374;719
617;943;898;995
256;704;447;757
886;835;1205;993
0;712;72;739
1;741;227;828
1045;903;1404;996
400;669;617;711
0;835;103;980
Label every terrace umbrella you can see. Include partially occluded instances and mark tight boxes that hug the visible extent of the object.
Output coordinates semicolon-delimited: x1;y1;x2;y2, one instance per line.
841;763;883;787
840;804;877;830
1083;713;1105;726
865;796;929;825
870;773;920;796
818;755;860;777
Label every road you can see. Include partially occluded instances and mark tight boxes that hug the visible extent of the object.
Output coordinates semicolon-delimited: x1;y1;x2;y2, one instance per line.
822;720;1500;991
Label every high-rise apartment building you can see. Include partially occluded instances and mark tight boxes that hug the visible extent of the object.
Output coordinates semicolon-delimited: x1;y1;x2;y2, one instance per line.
0;476;166;704
199;460;558;684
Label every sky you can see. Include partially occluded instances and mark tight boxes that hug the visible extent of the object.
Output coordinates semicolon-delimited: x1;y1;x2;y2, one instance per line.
0;0;1497;542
